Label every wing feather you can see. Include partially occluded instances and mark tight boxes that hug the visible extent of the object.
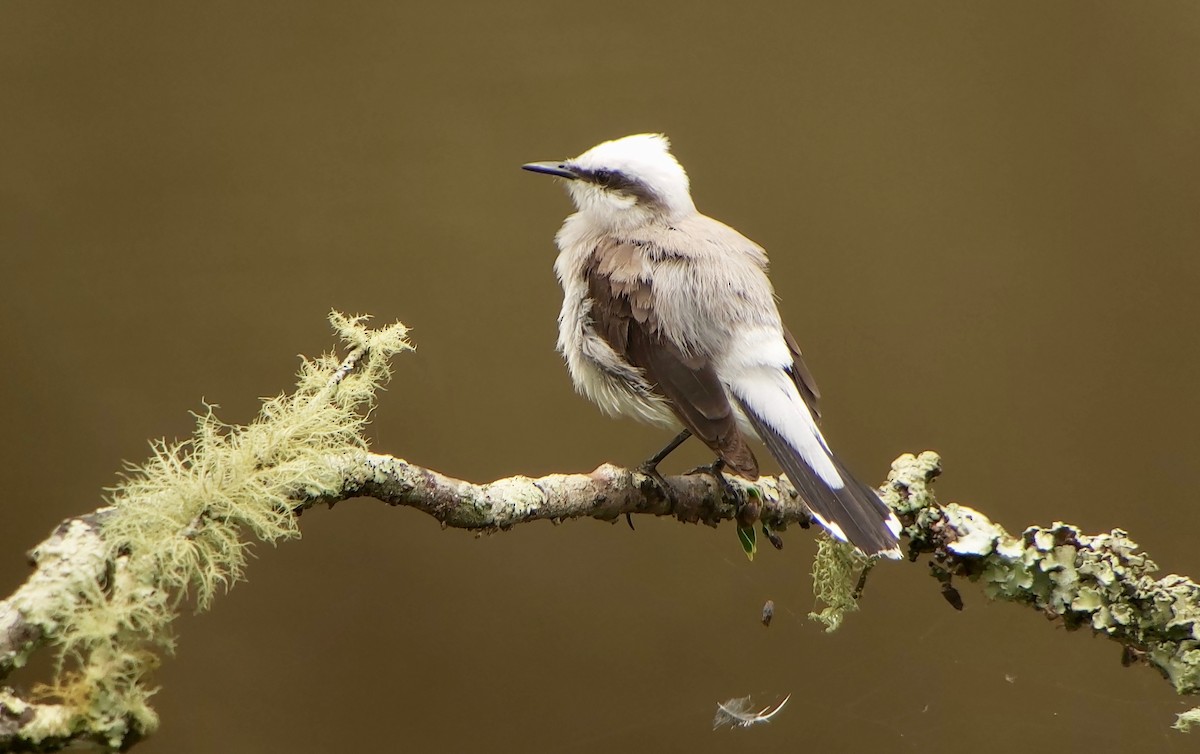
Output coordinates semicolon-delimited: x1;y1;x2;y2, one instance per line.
781;326;821;422
583;238;759;478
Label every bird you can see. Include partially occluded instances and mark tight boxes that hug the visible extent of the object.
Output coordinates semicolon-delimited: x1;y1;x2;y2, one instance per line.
522;133;901;558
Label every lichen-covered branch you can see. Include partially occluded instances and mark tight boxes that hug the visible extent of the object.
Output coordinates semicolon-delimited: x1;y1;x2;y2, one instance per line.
303;453;810;530
3;314;1199;751
0;470;800;751
883;450;1200;731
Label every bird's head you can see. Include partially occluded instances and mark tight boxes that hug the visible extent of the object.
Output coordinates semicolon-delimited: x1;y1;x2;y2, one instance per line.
523;133;696;229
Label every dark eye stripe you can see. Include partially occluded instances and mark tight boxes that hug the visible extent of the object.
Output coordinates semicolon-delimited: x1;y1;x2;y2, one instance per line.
583;168;663;207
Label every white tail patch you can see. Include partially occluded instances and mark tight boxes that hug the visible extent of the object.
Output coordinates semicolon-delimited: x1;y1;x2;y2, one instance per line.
726;368;844;489
807;509;848;544
885;511;902;537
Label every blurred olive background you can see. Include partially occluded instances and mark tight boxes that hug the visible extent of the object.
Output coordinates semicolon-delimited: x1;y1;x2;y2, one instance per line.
3;2;1199;752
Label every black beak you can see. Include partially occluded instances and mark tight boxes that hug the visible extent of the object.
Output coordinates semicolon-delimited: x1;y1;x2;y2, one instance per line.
521;161;579;179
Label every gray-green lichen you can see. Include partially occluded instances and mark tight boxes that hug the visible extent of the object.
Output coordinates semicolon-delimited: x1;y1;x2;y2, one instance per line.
1;516;108;676
1175;706;1200;732
1;313;411;751
805;451;940;632
1;690;72;746
809;536;869;632
889;451;1200;708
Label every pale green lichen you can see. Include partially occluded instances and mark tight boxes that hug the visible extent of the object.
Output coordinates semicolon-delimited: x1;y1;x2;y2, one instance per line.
486;477;546;525
806;451;939;632
880;450;1200;730
1;689;73;745
1175;707;1200;732
902;488;1200;721
942;504;1001;557
989;525;1200;696
881;451;942;518
29;312;410;748
808;535;869;632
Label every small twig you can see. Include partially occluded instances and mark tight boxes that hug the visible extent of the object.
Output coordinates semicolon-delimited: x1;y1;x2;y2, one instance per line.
324;345;367;392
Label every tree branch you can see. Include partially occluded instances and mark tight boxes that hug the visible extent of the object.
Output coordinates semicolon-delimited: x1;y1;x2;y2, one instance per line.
3;314;1199;751
305;452;812;529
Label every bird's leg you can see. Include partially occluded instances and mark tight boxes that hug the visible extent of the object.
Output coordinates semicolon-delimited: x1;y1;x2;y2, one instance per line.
641;429;692;472
686;457;742;504
630;430;693;526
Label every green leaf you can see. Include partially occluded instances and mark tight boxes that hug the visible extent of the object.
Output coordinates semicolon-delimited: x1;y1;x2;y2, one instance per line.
737;526;757;561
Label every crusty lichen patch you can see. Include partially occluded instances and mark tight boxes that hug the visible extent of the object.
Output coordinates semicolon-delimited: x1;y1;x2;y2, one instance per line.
889;451;1200;711
1175;706;1200;732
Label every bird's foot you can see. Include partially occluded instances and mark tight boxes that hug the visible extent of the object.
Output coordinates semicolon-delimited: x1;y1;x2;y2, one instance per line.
626;429;693;528
687;460;778;544
633;459;678;526
685;459;744;506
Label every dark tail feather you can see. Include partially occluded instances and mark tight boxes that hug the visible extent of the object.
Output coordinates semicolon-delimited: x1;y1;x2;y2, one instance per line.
737;401;900;558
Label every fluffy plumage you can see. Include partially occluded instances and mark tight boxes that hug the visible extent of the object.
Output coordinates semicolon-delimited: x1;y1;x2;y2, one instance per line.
525;133;901;558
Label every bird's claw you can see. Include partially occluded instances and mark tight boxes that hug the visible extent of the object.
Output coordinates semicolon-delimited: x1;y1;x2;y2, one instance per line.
636;461;679;515
685;459;745;506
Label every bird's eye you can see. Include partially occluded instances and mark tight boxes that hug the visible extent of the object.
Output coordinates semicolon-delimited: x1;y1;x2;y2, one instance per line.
593;169;612;185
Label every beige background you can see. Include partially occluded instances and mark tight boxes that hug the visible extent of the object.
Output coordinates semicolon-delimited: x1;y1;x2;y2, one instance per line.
3;2;1199;752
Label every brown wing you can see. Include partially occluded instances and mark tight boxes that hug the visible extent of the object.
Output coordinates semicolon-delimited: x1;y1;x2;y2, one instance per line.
584;239;759;479
782;326;821;423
